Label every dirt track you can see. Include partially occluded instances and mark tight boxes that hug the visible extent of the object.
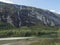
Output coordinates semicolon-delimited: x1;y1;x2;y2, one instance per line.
0;39;37;45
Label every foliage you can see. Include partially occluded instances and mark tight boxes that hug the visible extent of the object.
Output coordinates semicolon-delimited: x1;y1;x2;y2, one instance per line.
30;39;60;45
0;23;59;38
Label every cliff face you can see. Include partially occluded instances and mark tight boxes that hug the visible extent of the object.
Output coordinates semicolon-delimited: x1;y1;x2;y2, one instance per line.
0;2;60;27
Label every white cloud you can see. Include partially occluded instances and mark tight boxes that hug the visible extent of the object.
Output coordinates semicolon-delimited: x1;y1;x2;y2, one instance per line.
0;0;13;3
49;9;60;14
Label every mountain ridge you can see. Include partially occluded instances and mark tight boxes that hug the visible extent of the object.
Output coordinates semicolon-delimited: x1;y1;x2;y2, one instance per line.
0;2;60;28
0;1;60;15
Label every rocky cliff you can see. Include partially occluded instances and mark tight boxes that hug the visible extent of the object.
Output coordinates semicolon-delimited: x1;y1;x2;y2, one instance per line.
0;2;60;28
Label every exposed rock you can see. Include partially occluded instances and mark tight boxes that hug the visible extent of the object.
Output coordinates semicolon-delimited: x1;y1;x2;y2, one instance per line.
0;2;60;27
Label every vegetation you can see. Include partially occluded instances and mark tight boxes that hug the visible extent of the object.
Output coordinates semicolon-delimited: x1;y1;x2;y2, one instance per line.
30;38;60;45
0;22;16;30
0;38;60;45
0;21;60;38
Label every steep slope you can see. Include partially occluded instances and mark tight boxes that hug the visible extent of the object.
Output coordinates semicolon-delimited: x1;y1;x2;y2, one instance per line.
0;2;60;28
0;2;60;38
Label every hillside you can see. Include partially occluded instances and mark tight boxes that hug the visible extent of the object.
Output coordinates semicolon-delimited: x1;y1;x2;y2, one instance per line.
0;2;60;27
0;2;60;38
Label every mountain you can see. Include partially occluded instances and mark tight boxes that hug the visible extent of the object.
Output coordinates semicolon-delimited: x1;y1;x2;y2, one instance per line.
0;2;60;38
0;2;60;28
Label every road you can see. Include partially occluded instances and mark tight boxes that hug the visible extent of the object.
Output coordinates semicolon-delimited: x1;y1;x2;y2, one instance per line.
0;37;34;40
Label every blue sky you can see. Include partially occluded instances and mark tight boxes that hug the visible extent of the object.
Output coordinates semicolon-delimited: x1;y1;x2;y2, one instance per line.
0;0;60;13
11;0;60;11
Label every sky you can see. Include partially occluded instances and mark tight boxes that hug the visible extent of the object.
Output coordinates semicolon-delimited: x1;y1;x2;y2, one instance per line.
0;0;60;14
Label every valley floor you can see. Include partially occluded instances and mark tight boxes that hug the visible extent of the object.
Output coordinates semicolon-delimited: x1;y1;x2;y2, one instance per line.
0;38;60;45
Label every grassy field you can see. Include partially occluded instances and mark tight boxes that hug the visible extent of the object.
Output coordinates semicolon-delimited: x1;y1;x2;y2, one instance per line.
0;38;60;45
